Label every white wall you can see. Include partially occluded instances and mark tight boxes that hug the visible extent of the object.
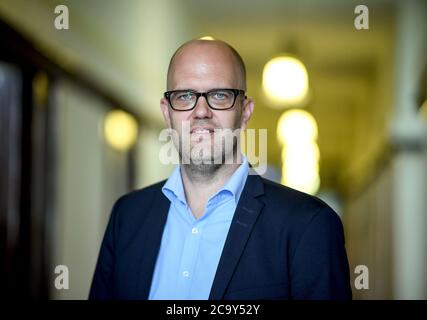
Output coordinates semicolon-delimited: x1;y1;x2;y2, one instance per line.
50;80;128;299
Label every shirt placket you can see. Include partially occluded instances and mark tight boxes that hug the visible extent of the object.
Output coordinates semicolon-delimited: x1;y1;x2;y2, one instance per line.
175;203;204;299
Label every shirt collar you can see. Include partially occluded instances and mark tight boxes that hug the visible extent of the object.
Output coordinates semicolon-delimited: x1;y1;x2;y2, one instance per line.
216;156;249;203
162;156;249;206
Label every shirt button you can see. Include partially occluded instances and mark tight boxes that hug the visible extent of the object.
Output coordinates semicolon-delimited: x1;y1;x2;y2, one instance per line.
182;271;190;278
191;228;199;234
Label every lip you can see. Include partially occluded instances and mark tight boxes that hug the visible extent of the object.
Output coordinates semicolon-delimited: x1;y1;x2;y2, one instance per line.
190;126;215;134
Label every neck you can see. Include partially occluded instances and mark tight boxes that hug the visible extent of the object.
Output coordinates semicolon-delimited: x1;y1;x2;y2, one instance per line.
181;149;244;186
181;162;240;187
180;157;243;219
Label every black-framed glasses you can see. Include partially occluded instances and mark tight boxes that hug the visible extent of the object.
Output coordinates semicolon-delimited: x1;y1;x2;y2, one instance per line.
164;88;246;111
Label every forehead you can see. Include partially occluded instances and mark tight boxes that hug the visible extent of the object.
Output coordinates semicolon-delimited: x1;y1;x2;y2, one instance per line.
168;43;241;90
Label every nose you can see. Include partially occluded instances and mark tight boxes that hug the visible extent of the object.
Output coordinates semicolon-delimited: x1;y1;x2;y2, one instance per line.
192;94;212;119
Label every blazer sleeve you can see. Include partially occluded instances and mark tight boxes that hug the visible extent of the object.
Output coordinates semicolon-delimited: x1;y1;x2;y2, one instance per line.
88;198;121;300
289;206;352;300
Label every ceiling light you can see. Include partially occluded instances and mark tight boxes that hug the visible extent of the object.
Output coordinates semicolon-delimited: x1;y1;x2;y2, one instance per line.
104;109;139;152
263;56;309;106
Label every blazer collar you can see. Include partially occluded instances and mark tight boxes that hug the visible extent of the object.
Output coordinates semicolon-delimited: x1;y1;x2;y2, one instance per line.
135;189;170;299
209;173;265;299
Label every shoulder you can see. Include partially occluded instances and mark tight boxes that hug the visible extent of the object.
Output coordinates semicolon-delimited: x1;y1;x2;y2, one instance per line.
261;177;331;212
115;180;166;206
255;177;346;263
109;180;167;222
257;176;342;235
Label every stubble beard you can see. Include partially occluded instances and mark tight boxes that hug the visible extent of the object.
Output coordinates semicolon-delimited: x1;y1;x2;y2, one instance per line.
172;122;242;181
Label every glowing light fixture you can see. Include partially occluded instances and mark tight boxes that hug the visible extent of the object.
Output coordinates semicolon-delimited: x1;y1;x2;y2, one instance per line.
104;109;138;152
263;56;309;106
277;109;318;145
199;36;215;40
277;109;320;195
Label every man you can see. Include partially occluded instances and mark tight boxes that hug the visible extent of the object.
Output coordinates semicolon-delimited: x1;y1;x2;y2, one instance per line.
89;39;352;300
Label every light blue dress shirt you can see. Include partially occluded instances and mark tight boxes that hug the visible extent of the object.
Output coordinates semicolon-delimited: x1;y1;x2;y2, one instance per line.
148;157;249;300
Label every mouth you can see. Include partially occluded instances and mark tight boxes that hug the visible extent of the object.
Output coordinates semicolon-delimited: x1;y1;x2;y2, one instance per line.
190;127;215;134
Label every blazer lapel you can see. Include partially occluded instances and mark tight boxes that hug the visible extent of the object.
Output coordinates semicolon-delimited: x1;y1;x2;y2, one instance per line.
209;174;265;300
135;189;170;299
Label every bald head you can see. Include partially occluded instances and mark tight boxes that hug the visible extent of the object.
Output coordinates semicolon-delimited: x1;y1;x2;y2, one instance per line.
167;39;247;91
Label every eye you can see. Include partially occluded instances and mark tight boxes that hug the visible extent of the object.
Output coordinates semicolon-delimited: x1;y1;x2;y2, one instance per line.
176;92;195;101
211;90;231;100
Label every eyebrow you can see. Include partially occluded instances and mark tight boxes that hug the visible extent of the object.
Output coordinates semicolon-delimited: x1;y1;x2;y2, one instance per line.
167;88;242;92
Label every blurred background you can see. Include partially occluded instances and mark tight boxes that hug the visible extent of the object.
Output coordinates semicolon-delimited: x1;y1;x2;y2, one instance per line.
0;0;426;300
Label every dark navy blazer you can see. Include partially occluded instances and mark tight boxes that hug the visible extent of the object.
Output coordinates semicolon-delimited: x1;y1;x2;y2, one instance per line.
89;174;352;300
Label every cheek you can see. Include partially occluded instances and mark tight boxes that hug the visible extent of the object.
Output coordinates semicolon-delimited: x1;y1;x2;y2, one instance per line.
217;111;242;129
170;113;193;137
169;113;183;130
232;112;244;128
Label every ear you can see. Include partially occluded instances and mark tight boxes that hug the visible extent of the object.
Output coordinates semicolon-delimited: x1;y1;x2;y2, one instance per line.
240;97;254;131
160;97;172;128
